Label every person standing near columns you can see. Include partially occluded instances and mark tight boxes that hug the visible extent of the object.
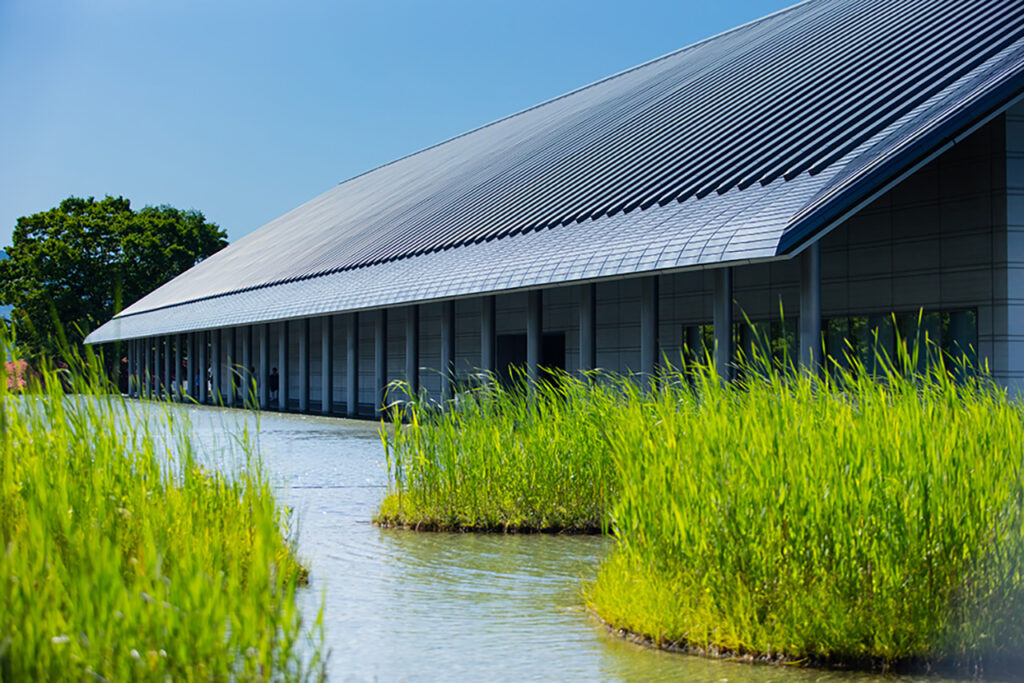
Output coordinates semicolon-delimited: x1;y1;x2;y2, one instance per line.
269;367;280;404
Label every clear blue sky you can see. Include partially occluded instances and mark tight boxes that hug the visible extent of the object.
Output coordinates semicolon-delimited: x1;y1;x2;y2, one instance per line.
0;0;788;248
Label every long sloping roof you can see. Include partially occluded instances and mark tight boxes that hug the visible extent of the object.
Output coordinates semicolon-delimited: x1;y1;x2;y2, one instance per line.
88;0;1024;343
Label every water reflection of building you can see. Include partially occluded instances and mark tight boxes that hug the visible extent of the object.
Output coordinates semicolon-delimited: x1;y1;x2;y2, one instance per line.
87;0;1024;415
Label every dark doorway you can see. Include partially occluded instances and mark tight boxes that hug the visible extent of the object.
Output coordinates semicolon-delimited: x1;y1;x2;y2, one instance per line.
495;333;526;384
495;332;566;386
542;332;566;375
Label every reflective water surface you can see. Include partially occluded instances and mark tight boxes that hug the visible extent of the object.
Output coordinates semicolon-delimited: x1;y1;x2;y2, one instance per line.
163;403;966;682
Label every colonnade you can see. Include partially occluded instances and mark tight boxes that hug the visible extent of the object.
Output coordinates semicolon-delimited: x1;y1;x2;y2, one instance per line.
122;245;823;416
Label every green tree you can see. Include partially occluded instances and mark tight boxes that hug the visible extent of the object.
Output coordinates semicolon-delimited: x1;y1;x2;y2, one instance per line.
0;195;226;359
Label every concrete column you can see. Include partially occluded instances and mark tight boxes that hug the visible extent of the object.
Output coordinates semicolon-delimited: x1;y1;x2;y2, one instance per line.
161;336;170;398
156;338;163;397
405;305;419;401
143;338;149;397
125;340;132;396
154;338;161;397
149;339;156;398
121;340;128;396
799;241;822;370
136;339;141;395
199;332;208;404
131;340;136;396
150;339;156;397
241;325;252;405
150;339;157;397
278;322;289;411
134;339;140;397
137;340;142;397
579;284;596;373
186;333;195;399
141;338;148;397
166;336;172;396
231;327;240;405
441;301;455;402
206;333;216;403
153;338;160;398
375;309;388;417
135;339;142;396
174;334;182;400
162;339;171;397
143;339;149;397
126;340;134;397
138;338;145;397
640;276;659;385
166;336;174;399
527;290;542;389
148;338;156;398
258;324;269;409
134;338;140;397
163;335;169;395
214;333;222;402
223;330;232;403
480;296;495;375
321;316;333;414
145;338;153;398
213;330;224;405
347;313;359;418
713;268;733;381
158;337;166;397
298;319;309;413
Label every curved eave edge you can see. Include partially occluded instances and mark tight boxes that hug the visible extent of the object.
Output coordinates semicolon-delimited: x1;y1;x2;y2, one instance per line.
85;319;121;346
777;67;1024;256
83;257;775;346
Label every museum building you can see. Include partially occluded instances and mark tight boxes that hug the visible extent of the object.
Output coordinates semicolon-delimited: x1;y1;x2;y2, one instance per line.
86;0;1024;414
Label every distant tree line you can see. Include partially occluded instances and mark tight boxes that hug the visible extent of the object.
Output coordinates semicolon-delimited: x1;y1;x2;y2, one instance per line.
0;195;226;363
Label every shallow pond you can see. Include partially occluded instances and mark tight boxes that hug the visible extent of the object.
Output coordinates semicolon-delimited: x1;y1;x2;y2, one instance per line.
162;402;966;681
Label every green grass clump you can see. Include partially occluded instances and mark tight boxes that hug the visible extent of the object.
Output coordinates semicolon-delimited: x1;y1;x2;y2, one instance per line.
0;348;324;680
376;375;621;532
377;353;1024;668
592;359;1024;668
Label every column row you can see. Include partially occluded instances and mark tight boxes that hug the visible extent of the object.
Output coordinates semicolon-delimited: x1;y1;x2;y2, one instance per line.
122;252;824;411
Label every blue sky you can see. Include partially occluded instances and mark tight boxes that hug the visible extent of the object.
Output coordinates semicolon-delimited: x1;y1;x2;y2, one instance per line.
0;0;787;247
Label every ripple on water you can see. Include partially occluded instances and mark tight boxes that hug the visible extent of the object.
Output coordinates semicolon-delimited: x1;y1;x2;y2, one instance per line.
155;402;969;682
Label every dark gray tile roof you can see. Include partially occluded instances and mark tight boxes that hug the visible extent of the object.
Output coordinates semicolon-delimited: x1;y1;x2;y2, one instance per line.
87;0;1024;343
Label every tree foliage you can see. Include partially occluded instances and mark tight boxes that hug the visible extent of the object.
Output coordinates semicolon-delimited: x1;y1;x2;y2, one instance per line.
0;195;226;358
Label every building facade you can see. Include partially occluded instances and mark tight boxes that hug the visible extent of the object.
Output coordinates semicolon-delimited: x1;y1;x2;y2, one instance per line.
88;0;1024;412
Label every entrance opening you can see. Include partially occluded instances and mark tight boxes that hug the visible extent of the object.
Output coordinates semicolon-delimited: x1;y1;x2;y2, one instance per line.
495;332;566;387
542;332;566;375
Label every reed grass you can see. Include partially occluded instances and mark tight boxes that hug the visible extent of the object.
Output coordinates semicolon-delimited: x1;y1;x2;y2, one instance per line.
590;355;1024;668
376;373;620;531
0;341;324;681
376;348;1024;668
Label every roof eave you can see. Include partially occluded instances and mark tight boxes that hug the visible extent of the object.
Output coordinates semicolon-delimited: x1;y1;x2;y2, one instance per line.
777;71;1024;257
